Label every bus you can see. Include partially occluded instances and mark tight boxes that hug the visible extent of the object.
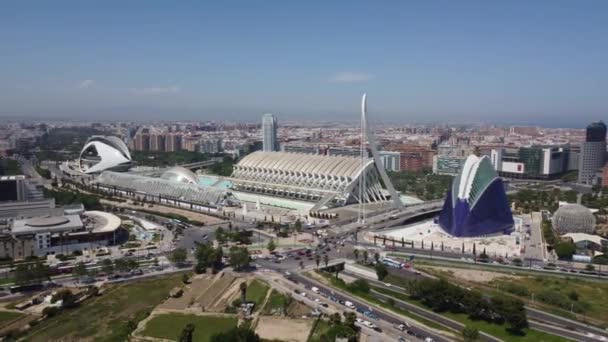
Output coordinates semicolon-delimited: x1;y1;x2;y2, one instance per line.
9;283;43;294
381;257;403;269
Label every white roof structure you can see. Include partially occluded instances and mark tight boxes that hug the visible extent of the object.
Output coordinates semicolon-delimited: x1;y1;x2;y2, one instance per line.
79;136;132;174
231;151;391;209
562;233;606;246
160;167;199;185
452;155;498;209
96;171;230;206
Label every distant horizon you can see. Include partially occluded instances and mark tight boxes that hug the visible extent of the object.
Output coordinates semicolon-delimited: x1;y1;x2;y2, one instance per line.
0;112;596;130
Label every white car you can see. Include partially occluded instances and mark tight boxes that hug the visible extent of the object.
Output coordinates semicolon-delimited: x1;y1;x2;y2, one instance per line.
345;301;355;309
356;318;365;324
425;337;436;342
311;286;320;293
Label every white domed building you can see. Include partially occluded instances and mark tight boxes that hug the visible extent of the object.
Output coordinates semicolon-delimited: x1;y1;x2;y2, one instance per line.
160;167;199;185
78;136;132;174
552;204;596;235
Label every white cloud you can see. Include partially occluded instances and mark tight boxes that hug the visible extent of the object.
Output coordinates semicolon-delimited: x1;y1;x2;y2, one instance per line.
129;86;181;95
78;80;95;89
329;72;372;83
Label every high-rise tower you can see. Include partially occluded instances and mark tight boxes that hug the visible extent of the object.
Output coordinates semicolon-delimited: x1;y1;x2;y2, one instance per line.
578;121;607;185
262;113;278;152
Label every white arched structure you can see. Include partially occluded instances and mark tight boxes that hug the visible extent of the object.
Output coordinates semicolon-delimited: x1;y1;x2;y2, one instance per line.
79;136;132;174
230;151;391;208
161;167;199;185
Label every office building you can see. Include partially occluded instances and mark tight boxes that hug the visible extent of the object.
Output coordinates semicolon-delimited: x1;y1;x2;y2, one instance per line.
490;146;568;180
379;151;401;172
149;134;166;152
164;133;182;152
578;121;607;185
133;131;150;151
433;140;476;176
199;138;223;154
262;113;279;152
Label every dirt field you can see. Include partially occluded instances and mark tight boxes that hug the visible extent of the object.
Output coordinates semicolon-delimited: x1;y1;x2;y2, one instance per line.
159;275;214;311
424;265;520;283
256;317;313;342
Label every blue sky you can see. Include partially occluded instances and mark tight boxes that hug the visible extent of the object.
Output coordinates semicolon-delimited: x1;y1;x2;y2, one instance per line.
1;1;606;125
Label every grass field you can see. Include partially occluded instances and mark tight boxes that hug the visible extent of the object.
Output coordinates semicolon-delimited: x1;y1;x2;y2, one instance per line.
22;274;183;342
0;311;24;325
409;258;608;327
374;287;570;342
141;313;237;342
262;289;289;315
306;319;331;342
490;275;608;326
246;279;270;310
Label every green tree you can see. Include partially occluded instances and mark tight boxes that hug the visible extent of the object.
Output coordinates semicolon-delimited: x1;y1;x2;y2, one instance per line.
462;325;479;342
375;263;388;281
101;258;114;274
239;281;247;303
229;246;250;270
210;326;260;342
178;323;195;342
216;227;227;245
51;289;78;309
554;242;576;259
353;249;359;260
169;248;188;265
373;252;380;264
585;264;596;272
348;279;370;294
267;239;276;252
73;261;88;278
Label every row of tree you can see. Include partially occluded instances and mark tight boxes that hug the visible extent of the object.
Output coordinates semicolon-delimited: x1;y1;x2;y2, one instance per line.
407;278;528;334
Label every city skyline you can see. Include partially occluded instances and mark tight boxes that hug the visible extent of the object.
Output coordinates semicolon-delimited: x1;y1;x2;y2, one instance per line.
1;1;607;126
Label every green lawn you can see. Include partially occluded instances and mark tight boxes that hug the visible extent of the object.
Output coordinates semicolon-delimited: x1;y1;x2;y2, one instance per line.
246;279;270;310
22;273;184;342
262;290;289;315
374;287;569;342
307;319;331;342
0;311;24;325
141;313;237;342
490;275;608;327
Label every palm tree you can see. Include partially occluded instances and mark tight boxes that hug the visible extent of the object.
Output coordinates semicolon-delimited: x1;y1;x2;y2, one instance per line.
315;254;321;268
374;252;380;264
299;261;304;269
323;254;329;268
239;281;247;304
353;249;359;260
363;250;368;264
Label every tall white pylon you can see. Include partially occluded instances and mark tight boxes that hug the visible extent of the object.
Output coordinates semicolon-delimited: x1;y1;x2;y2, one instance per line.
358;94;404;217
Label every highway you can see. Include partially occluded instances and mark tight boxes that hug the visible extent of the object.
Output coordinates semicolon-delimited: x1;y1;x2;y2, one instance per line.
290;273;453;342
342;268;608;342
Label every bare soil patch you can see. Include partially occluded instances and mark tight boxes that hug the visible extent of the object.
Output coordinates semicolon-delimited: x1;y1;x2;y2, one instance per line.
256;316;313;342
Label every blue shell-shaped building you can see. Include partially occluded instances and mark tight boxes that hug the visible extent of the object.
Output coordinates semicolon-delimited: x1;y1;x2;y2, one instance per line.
438;155;514;237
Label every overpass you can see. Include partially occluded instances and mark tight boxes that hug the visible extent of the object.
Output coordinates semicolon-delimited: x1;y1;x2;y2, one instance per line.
330;200;444;235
